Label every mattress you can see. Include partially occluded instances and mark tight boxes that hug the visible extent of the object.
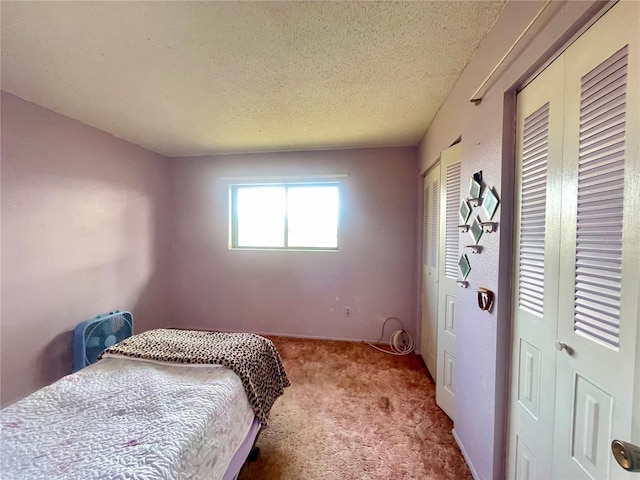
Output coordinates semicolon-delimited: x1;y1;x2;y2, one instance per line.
222;417;261;480
0;357;256;480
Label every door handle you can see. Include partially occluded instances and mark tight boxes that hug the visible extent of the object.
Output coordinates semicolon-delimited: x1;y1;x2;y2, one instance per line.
612;440;640;472
554;341;573;354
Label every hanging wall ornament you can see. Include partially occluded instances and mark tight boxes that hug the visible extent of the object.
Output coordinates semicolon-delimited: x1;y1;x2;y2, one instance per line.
469;215;483;244
458;254;471;280
482;186;500;220
459;199;471;224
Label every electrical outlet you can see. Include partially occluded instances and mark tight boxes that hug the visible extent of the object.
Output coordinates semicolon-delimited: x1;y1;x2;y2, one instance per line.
344;306;351;317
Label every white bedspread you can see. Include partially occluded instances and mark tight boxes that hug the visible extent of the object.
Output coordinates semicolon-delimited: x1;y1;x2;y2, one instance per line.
0;357;256;480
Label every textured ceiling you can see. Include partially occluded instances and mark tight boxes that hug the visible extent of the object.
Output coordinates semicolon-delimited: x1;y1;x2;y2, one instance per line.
1;1;505;156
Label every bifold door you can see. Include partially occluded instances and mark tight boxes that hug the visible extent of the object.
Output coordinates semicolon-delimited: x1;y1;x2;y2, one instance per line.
420;143;462;422
435;144;461;421
421;163;440;380
508;3;640;479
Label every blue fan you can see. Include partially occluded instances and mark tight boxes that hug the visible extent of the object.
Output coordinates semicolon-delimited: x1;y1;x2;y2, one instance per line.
73;311;133;372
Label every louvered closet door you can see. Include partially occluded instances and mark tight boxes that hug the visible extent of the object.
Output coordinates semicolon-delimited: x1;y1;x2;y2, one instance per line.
435;143;461;420
508;56;565;480
421;163;441;380
552;3;639;478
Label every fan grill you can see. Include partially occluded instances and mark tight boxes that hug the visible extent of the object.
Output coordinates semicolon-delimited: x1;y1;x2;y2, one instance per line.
73;311;133;371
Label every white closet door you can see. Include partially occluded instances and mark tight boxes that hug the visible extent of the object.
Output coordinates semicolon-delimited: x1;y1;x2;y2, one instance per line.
553;3;639;479
508;55;565;480
435;143;461;421
421;163;441;379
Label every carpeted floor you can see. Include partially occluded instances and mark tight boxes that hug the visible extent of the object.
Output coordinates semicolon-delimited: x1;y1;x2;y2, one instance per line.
238;336;472;480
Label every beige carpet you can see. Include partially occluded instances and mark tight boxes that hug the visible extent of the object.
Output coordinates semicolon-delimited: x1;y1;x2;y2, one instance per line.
238;337;472;480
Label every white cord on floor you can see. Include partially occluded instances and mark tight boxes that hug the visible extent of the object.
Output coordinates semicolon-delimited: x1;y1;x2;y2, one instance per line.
366;317;415;356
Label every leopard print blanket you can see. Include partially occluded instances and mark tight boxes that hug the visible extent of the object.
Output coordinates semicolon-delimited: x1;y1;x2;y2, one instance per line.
99;329;290;426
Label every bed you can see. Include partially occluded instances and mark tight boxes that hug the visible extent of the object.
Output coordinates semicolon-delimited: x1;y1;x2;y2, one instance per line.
0;329;290;480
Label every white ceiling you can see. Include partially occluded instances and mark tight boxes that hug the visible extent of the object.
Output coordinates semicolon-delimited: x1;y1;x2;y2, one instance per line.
1;1;505;157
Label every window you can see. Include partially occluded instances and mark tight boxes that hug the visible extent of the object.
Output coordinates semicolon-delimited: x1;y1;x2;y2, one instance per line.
230;183;340;250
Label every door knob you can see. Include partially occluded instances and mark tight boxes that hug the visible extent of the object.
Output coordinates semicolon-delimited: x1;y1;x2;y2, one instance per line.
555;341;573;354
612;440;640;472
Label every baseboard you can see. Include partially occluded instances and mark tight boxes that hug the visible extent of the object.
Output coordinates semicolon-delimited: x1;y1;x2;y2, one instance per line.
175;325;406;346
452;428;479;480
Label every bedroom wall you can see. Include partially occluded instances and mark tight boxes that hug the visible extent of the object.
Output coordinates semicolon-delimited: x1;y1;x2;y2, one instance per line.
170;148;418;342
0;92;173;406
415;2;603;479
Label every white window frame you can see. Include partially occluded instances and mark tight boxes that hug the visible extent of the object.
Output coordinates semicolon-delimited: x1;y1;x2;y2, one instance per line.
229;182;340;251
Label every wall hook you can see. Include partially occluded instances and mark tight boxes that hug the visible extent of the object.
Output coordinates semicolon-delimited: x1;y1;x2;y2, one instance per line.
480;222;497;233
467;197;482;208
477;288;494;311
466;245;482;254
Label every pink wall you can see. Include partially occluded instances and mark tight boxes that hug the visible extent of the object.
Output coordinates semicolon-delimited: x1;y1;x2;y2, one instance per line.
0;92;173;406
170;148;418;342
416;2;603;479
0;93;417;405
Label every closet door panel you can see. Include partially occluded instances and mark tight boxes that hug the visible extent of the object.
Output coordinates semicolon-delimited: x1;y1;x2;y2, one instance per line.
421;164;441;379
553;3;639;478
507;56;565;480
435;144;461;420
